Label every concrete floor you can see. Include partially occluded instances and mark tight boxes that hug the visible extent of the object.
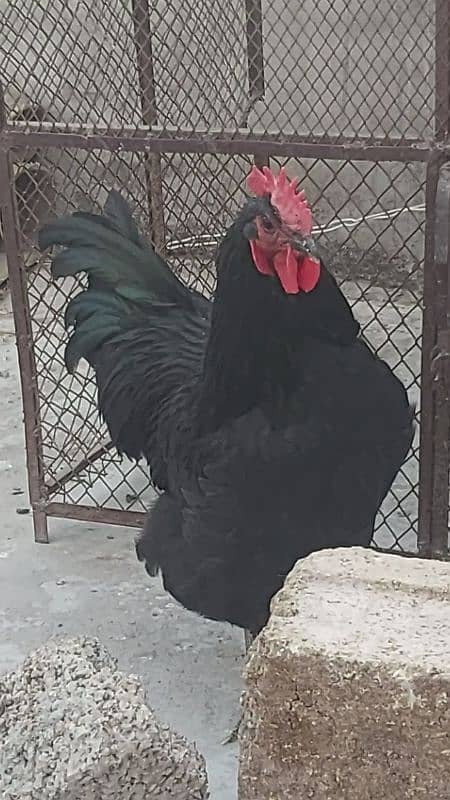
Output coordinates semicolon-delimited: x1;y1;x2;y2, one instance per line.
0;293;241;798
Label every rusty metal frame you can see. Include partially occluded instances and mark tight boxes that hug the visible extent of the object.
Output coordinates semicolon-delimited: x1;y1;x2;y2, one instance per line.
131;0;166;254
427;162;450;558
0;127;433;161
417;0;450;558
0;91;49;543
0;0;449;556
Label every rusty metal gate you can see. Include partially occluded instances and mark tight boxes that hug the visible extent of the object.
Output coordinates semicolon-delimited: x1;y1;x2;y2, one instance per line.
0;0;448;558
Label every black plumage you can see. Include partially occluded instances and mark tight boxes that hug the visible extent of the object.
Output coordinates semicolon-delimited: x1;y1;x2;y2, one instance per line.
40;189;414;636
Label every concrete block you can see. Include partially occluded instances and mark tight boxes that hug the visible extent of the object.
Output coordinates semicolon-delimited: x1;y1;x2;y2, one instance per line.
0;637;208;799
239;547;450;800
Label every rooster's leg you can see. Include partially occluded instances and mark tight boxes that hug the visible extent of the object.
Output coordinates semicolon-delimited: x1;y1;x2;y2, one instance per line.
222;630;254;745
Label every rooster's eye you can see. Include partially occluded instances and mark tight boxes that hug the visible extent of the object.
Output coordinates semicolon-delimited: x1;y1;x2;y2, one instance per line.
261;216;275;232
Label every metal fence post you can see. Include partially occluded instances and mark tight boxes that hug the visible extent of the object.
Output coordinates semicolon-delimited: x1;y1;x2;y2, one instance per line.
0;84;49;543
417;0;450;557
131;0;166;254
427;160;450;559
435;0;450;142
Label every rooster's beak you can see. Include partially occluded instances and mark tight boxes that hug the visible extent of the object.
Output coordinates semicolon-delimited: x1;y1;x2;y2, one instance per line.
290;234;318;258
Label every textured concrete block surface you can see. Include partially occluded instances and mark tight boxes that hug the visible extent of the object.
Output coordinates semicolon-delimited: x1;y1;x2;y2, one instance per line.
0;637;208;799
239;547;450;800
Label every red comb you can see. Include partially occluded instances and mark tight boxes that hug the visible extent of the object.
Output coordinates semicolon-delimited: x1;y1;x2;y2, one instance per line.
246;165;312;234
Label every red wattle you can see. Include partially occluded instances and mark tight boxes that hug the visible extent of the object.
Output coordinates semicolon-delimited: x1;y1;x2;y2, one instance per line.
298;257;321;293
273;246;299;294
250;240;321;295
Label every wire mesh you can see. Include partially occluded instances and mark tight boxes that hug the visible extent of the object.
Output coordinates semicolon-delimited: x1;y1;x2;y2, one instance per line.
256;0;434;139
1;0;435;138
1;0;248;131
0;0;446;554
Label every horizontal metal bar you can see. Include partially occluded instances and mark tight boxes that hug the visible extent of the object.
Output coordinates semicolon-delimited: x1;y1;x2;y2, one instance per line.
372;545;421;559
0;126;434;162
45;501;145;528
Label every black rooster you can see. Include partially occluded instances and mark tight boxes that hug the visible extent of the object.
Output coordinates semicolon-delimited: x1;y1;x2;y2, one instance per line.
40;167;414;640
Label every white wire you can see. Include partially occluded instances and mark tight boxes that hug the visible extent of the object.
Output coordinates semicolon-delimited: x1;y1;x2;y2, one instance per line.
314;204;426;234
166;204;426;252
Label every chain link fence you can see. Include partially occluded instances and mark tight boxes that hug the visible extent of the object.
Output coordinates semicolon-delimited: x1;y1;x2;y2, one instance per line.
0;0;448;556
